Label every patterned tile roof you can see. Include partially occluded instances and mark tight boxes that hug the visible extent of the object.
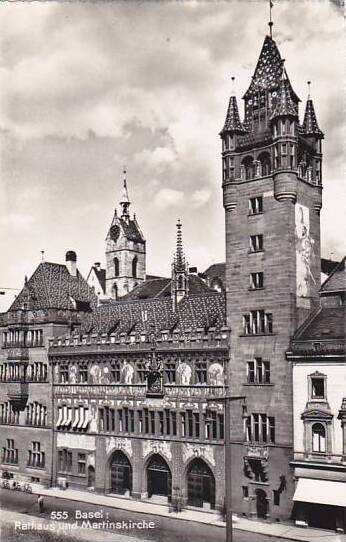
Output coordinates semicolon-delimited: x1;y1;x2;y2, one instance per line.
243;36;299;102
321;257;346;294
271;73;298;120
221;96;247;135
121;274;213;301
119;218;144;243
302;98;324;138
81;292;226;335
9;262;98;312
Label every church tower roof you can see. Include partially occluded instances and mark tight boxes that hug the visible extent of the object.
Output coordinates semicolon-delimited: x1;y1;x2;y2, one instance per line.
244;35;299;103
302;85;324;138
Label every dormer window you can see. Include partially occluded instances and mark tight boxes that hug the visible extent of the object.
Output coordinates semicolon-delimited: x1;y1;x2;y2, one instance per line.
309;372;326;400
311;378;325;399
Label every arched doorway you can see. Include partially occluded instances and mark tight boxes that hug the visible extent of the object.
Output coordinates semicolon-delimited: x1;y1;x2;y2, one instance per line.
87;466;95;488
109;451;132;495
256;488;268;519
187;458;215;509
147;454;171;501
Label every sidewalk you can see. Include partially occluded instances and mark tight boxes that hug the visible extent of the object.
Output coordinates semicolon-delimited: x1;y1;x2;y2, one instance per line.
31;485;346;542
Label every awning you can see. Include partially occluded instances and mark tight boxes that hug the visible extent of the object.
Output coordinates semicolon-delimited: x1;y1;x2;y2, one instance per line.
293;478;346;507
77;407;84;429
82;409;90;429
56;407;63;428
72;408;79;428
65;407;72;427
61;405;68;427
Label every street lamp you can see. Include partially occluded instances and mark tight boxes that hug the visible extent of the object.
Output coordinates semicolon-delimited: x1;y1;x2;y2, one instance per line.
207;388;246;542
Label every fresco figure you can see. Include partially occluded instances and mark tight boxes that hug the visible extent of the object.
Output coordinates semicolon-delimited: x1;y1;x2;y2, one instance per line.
177;361;192;385
208;363;224;386
295;204;316;298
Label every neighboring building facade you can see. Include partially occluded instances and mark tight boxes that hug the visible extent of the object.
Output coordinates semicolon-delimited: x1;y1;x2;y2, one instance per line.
222;34;324;521
0;253;97;486
288;258;346;532
49;231;229;510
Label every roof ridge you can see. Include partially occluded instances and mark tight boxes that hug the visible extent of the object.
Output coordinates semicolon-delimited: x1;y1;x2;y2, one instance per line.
320;256;345;292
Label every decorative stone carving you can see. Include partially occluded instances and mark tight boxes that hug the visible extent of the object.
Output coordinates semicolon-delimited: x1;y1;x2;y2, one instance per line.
105;437;132;458
143;440;172;462
182;443;215;467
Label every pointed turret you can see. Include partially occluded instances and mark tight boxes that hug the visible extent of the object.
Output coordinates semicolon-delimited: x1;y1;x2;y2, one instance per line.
271;68;298;120
302;86;324;138
221;78;247;135
171;219;189;310
221;95;247;135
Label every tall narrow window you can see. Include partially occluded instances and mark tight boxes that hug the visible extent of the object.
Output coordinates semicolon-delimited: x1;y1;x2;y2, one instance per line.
249;197;263;215
132;257;138;278
249;235;263;252
250;272;264;289
114;257;119;277
312;423;326;452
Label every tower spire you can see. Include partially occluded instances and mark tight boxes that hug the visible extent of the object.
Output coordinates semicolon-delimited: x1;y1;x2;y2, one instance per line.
171;219;188;310
268;0;274;38
175;218;185;270
120;166;131;220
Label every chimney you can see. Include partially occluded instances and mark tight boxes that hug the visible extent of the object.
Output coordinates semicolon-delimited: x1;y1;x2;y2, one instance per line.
65;251;77;277
94;262;101;271
189;266;198;275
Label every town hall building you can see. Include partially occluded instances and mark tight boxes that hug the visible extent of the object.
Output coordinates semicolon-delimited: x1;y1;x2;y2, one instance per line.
0;19;344;531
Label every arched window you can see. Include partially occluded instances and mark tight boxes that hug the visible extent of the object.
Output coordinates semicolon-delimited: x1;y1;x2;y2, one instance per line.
312;423;326;452
241;156;255;180
258;152;271;176
132;257;138;278
114;257;119;277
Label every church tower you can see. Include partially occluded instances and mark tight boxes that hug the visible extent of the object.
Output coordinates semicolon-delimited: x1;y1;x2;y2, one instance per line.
222;31;323;520
105;170;146;299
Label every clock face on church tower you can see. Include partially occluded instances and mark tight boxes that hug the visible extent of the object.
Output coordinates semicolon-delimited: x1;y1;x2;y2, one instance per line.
110;224;120;243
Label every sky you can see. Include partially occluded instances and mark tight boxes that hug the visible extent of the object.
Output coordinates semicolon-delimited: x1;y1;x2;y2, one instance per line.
0;0;344;311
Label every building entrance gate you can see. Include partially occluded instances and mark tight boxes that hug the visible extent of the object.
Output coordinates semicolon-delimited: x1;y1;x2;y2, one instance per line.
110;451;132;495
147;454;171;500
187;458;215;509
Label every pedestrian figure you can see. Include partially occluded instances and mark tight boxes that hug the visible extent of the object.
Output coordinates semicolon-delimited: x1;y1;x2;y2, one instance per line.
37;494;44;513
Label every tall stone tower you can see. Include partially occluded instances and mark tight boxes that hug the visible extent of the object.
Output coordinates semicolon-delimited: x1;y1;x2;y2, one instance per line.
105;170;146;299
221;35;323;520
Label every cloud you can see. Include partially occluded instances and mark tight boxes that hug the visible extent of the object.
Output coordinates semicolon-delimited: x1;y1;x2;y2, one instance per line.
153;188;184;210
191;188;212;208
0;0;344;311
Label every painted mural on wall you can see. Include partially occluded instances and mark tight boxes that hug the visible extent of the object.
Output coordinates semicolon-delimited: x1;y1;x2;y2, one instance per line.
295;204;316;299
208;363;224;386
176;361;192;385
